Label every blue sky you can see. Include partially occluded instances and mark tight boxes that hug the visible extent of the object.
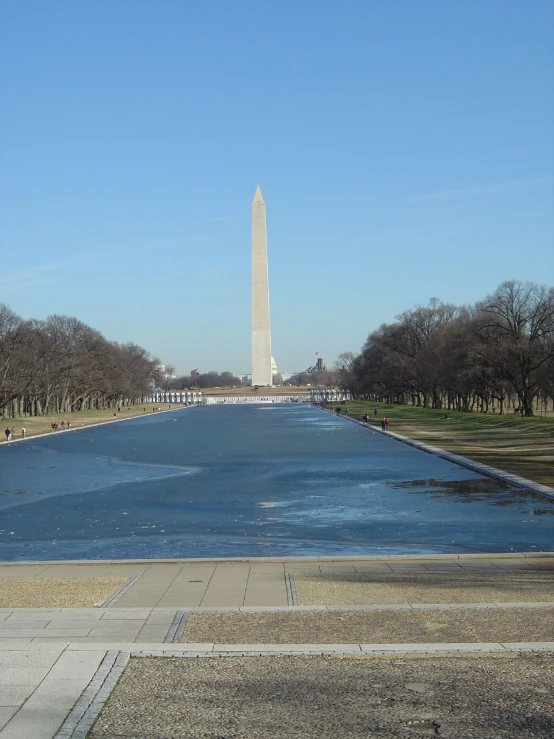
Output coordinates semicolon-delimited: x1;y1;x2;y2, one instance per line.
1;1;553;375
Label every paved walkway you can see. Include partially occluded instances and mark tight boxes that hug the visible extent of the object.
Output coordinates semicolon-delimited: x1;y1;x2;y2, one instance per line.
0;555;552;737
2;554;552;608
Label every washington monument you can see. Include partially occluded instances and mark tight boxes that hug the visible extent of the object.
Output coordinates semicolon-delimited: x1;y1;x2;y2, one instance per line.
251;185;272;386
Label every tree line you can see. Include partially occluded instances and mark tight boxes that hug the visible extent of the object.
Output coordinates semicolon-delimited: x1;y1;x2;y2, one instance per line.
338;281;554;417
287;369;341;387
1;304;162;418
167;371;242;390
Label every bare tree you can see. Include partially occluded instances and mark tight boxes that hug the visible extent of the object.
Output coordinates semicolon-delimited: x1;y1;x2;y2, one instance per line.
1;304;160;418
168;371;241;390
347;282;553;414
478;281;554;415
333;352;356;392
333;352;355;372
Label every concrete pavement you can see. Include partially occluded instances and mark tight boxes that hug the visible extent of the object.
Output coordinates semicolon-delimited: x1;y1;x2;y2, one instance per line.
0;554;552;737
2;554;552;608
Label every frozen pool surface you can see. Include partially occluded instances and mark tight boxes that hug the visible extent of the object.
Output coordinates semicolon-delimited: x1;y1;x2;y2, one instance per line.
0;404;552;560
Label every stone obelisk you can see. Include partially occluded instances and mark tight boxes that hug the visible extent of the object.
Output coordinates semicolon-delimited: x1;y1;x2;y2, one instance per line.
251;185;272;386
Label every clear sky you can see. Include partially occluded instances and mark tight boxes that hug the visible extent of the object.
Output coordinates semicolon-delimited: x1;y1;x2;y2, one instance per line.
1;1;553;376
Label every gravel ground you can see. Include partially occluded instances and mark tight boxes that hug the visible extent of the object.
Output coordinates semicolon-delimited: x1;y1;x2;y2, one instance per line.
0;576;128;607
294;570;554;605
89;652;554;738
182;607;554;644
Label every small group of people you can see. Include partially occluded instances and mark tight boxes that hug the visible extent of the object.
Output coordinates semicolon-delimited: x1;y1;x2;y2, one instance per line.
51;420;71;432
4;427;26;441
381;417;390;432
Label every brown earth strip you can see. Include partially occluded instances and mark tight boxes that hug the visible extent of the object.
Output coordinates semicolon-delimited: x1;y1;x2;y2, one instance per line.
89;652;554;739
294;570;554;606
0;576;128;607
182;608;554;644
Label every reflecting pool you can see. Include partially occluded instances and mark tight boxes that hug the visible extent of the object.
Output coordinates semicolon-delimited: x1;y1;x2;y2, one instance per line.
1;404;553;560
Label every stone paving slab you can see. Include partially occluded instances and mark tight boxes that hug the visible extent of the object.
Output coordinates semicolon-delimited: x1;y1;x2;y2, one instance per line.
181;607;554;644
0;647;104;738
0;578;128;608
0;608;160;644
294;569;554;605
57;642;554;654
86;652;554;738
0;708;18;732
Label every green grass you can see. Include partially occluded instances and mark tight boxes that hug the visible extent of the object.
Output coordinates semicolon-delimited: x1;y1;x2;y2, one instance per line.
1;403;178;441
328;401;554;487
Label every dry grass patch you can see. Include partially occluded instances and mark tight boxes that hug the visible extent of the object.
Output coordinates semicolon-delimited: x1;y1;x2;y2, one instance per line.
293;571;554;606
181;608;554;644
89;653;554;739
0;576;128;607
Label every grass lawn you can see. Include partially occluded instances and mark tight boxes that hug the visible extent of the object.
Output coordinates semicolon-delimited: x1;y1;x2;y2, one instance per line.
328;401;554;487
1;402;184;442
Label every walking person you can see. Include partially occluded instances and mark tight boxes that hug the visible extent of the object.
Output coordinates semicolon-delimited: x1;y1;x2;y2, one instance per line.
385;418;390;432
10;427;15;440
21;427;26;439
381;418;386;432
5;427;10;441
67;421;71;429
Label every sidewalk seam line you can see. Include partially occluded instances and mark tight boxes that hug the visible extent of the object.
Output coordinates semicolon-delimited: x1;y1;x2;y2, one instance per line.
54;650;127;739
98;576;140;608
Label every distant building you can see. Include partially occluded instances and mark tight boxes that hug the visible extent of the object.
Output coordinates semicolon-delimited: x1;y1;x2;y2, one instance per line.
239;357;289;385
155;363;176;380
